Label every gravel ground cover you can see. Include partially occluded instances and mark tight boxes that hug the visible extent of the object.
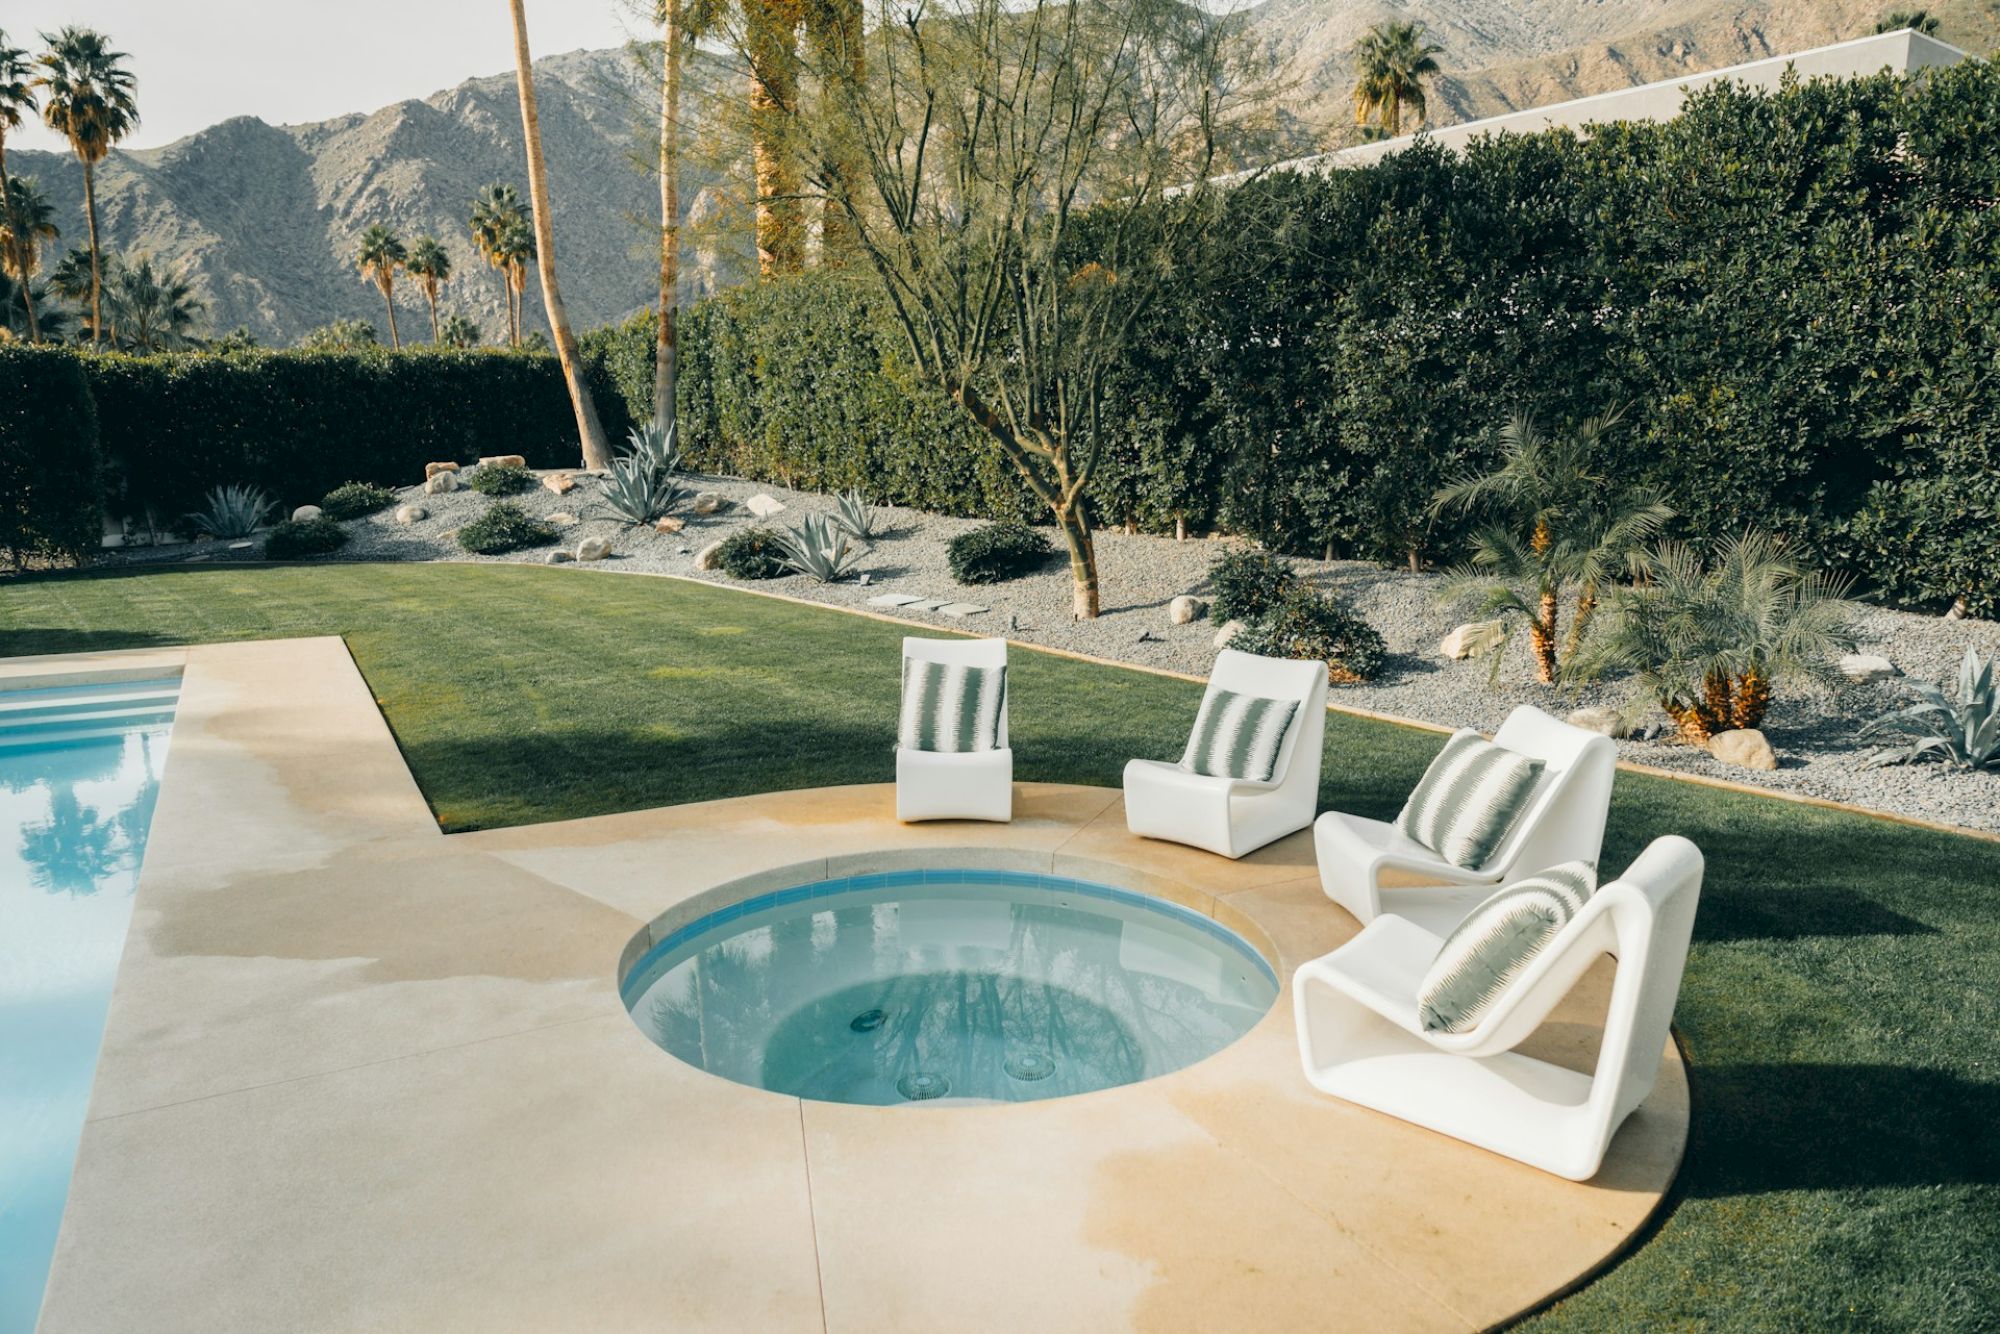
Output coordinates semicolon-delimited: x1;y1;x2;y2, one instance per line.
127;464;2000;834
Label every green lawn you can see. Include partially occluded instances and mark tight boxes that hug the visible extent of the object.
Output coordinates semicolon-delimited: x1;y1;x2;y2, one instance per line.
4;563;1996;1329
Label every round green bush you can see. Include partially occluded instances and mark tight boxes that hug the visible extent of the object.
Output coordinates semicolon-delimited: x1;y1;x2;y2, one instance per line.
715;527;789;580
457;501;558;554
947;521;1053;584
261;516;348;560
1229;586;1386;684
1207;548;1299;623
320;480;396;520
467;463;536;496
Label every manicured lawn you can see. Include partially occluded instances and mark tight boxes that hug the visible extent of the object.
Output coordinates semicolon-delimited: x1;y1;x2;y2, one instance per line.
4;563;1996;1329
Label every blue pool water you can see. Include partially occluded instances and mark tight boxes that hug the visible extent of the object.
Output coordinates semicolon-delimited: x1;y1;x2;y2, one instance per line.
0;677;178;1334
622;870;1279;1106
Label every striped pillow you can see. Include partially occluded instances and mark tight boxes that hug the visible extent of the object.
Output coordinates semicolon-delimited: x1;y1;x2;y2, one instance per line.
1180;687;1300;783
1417;862;1597;1034
1395;730;1546;870
899;659;1007;753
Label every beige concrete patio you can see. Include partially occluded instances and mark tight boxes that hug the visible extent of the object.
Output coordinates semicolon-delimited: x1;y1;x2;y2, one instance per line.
34;637;1686;1333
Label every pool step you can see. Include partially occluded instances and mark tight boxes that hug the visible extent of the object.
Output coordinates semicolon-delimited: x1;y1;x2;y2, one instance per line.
0;681;179;749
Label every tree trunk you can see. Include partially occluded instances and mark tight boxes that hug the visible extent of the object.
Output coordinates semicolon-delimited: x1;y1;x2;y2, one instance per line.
1564;590;1598;662
1529;590;1559;683
0;141;41;343
426;290;441;343
656;0;682;428
806;0;864;260
746;0;804;275
381;280;401;349
83;158;103;346
1730;668;1771;731
507;0;613;470
1055;501;1101;620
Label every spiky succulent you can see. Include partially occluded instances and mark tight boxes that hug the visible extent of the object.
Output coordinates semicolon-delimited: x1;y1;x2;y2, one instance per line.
1863;647;2000;771
774;513;862;583
600;454;687;525
831;488;880;541
623;419;681;479
185;484;276;539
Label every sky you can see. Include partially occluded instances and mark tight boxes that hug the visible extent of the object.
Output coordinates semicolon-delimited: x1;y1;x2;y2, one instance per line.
4;0;641;154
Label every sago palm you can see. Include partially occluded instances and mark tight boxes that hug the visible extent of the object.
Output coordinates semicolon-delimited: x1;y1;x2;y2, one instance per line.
102;252;204;350
405;235;451;343
354;223;407;349
1351;20;1441;138
0;29;44;341
36;26;138;347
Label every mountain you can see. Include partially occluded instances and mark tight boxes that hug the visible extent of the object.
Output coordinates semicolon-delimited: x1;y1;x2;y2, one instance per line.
10;1;1996;347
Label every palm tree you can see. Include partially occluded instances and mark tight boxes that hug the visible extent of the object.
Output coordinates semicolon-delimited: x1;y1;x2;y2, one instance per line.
354;223;407;349
504;0;612;468
0;30;43;341
405;235;451;343
497;215;535;346
744;0;805;276
36;27;138;348
1351;20;1441;138
654;0;688;428
1875;10;1941;35
102;252;204;350
437;313;481;348
47;244;92;304
1434;410;1672;684
470;183;526;345
0;175;58;281
1;271;71;342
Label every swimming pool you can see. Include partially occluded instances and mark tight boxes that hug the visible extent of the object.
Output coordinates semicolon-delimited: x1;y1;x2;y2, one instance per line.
0;676;178;1334
621;869;1279;1105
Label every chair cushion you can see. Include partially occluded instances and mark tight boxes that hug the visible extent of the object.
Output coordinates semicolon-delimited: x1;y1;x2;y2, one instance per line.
1394;729;1546;870
1179;687;1300;782
899;660;1006;753
1417;861;1598;1034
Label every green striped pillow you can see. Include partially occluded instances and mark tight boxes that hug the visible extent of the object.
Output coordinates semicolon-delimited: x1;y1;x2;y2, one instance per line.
1395;730;1546;870
899;660;1007;753
1417;862;1597;1034
1179;687;1300;782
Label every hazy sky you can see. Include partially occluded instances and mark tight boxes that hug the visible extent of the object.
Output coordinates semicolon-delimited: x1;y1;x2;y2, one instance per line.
4;1;641;153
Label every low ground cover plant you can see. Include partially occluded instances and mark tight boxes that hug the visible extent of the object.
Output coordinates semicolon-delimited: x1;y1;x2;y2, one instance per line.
456;502;557;555
1207;548;1299;623
1230;585;1387;684
715;527;789;580
467;463;536;497
262;516;348;560
948;522;1052;584
319;481;396;521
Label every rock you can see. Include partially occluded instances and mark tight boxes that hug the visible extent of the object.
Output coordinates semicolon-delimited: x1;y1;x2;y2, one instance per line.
1838;653;1897;684
478;454;527;468
745;493;786;519
424;470;459;496
1565;706;1628;738
1170;594;1208;625
393;504;428;524
655;515;687;534
545;511;579;528
694;540;725;571
575;536;613;562
858;572;871;586
1213;619;1246;649
291;505;323;522
1440;620;1507;660
692;493;728;516
544;549;573;565
424;461;460;480
541;472;576;495
1708;729;1778;771
1945;598;1968;621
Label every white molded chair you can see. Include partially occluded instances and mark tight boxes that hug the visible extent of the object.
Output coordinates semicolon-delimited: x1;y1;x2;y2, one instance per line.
1315;705;1616;933
896;637;1012;823
1293;835;1703;1181
1123;648;1328;859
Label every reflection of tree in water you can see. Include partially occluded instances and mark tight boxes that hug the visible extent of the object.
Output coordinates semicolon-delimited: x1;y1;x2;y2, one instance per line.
13;732;165;898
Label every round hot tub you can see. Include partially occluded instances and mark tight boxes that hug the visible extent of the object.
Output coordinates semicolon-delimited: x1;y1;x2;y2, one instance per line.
621;868;1279;1106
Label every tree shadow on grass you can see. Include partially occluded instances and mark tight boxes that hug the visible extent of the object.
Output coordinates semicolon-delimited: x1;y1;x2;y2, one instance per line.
0;628;180;658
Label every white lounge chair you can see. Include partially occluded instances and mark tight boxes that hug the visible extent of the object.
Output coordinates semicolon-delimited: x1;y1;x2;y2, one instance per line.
1293;835;1703;1181
1122;648;1328;859
896;636;1012;823
1315;705;1616;933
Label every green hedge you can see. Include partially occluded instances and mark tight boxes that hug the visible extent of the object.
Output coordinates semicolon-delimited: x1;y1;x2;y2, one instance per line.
0;347;103;564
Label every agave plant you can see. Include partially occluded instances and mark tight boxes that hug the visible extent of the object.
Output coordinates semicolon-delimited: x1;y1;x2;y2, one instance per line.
600;454;687;525
831;488;880;541
184;484;276;539
623;419;681;478
1862;647;2000;771
774;513;862;583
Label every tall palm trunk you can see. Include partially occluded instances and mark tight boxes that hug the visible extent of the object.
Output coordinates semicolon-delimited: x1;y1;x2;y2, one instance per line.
807;0;864;259
1529;588;1559;684
0;141;40;343
506;0;612;470
82;157;102;346
655;0;682;426
378;276;400;348
424;288;441;343
746;0;803;275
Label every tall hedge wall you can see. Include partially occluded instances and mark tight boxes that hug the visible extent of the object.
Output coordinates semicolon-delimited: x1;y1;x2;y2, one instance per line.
0;347;102;565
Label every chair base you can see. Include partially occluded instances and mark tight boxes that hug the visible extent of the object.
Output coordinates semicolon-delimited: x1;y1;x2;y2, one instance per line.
896;747;1013;823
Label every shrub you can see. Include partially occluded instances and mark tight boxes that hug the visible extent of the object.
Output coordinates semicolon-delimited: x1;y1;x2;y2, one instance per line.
0;346;102;565
1230;586;1387;684
948;521;1052;584
319;481;395;520
714;527;789;579
261;516;348;560
1207;548;1299;623
186;484;275;538
467;463;535;496
456;501;558;555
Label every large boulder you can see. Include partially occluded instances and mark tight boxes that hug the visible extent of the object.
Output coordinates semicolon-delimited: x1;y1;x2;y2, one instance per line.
541;472;576;496
424;461;460;481
544;549;573;565
692;493;728;516
393;504;427;525
1441;620;1507;660
1565;706;1628;738
694;540;725;571
745;493;786;519
290;504;323;522
424;470;459;496
1708;728;1777;771
575;536;613;562
1169;594;1208;626
1838;653;1896;684
478;454;527;469
656;515;687;534
1213;619;1245;649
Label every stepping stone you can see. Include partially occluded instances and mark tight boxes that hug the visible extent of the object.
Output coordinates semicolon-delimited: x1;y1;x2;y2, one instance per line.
903;599;947;613
867;592;926;608
937;602;989;618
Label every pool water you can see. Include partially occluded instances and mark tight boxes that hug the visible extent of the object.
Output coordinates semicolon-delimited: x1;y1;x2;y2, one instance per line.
0;677;178;1334
621;870;1278;1106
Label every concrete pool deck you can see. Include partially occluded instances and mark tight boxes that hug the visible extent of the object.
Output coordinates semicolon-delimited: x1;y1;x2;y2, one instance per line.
32;637;1687;1332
